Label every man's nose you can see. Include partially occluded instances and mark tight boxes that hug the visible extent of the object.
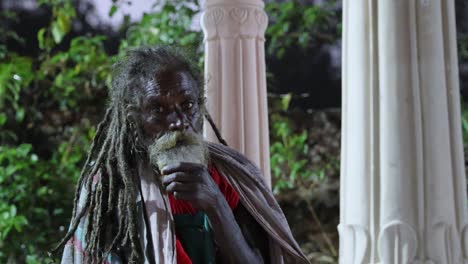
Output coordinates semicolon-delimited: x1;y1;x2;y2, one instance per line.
168;116;188;131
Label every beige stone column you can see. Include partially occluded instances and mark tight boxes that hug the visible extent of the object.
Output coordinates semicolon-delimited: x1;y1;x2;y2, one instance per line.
339;0;468;263
201;0;271;186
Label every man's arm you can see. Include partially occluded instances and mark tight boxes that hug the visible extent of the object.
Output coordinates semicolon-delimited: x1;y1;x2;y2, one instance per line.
205;194;264;263
162;162;264;264
233;203;270;262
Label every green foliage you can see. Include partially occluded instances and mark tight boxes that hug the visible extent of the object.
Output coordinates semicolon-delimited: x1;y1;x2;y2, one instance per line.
118;1;203;66
0;55;33;125
122;2;201;49
38;0;76;49
0;12;32;129
461;103;468;145
269;94;333;194
39;36;111;110
0;56;98;264
265;1;340;58
0;131;92;262
459;34;468;61
0;12;25;59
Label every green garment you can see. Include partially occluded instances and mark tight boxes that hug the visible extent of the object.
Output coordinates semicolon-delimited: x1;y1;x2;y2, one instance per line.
174;211;216;264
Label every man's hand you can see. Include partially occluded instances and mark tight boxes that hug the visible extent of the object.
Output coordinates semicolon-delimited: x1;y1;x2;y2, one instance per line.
161;162;223;213
162;162;264;263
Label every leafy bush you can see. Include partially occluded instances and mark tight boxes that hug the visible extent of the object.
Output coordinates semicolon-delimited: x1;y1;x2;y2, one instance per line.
265;0;341;59
461;103;468;145
122;2;201;50
269;94;339;194
38;35;111;110
270;94;311;192
459;34;468;61
0;139;91;263
269;94;340;261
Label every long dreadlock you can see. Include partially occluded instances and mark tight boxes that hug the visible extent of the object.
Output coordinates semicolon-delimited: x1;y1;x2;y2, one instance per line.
52;46;227;263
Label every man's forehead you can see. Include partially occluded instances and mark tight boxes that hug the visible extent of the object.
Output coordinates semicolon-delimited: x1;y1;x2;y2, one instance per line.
142;71;199;98
144;87;193;98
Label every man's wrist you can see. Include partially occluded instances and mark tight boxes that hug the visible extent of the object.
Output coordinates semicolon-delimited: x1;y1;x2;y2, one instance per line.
205;192;230;219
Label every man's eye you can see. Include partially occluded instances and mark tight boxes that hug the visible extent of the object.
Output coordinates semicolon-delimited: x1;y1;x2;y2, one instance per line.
182;101;194;110
152;106;164;113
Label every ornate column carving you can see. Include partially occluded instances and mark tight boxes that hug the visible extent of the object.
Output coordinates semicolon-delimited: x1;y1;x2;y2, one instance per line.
201;0;271;186
340;0;468;263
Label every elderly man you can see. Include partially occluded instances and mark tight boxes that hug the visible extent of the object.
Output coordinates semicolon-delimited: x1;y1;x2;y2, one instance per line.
55;46;309;264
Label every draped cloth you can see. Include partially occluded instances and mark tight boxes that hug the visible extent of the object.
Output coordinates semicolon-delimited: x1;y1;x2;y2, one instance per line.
61;142;309;264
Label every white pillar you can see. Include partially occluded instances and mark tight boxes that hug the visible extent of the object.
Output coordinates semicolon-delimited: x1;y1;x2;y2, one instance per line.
201;0;271;186
339;0;468;263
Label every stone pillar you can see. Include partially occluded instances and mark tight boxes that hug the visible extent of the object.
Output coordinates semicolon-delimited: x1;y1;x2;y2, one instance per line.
339;0;468;263
201;0;271;186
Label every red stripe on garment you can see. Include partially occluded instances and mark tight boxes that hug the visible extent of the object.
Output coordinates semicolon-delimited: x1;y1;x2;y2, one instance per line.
176;237;192;264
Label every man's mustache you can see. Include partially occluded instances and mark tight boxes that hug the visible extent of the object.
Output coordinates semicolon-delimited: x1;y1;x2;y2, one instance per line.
147;130;208;172
149;130;203;153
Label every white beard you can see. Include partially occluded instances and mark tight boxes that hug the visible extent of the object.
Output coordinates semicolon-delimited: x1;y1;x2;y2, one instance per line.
151;144;208;171
147;131;208;172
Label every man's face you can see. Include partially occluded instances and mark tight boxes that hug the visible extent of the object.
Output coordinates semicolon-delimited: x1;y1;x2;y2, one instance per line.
138;70;203;142
136;70;207;171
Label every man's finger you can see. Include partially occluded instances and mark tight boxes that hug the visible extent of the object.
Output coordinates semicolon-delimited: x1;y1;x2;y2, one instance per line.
161;162;205;175
162;171;193;186
172;191;194;201
165;182;196;193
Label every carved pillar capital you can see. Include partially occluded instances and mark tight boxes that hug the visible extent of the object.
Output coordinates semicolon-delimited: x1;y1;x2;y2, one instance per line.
201;0;268;41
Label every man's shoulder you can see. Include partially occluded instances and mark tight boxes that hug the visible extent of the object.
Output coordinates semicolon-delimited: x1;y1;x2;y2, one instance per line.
206;141;269;191
205;142;258;168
